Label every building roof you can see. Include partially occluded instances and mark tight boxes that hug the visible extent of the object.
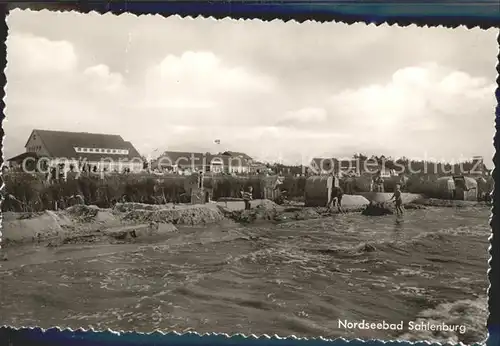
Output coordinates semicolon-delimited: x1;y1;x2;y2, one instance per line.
156;151;208;167
222;151;253;161
310;157;335;172
7;152;47;163
250;162;267;168
311;157;360;171
310;157;381;173
27;129;142;161
123;141;142;158
218;153;251;167
155;151;250;168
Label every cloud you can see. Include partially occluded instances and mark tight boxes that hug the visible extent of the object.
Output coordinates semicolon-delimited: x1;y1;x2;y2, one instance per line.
3;32;280;161
139;51;276;110
4;12;497;166
6;33;124;99
323;63;496;159
4;34;127;154
7;33;77;74
253;63;495;164
438;70;494;97
277;107;328;127
83;64;125;93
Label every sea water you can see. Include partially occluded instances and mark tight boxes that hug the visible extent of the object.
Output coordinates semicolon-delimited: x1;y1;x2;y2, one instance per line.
0;207;489;343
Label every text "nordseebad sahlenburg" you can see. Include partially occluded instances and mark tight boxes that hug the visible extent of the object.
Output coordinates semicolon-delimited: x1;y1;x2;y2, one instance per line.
338;320;467;334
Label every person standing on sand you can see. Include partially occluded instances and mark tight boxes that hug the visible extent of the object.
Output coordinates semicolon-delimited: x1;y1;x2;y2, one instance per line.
345;171;355;194
390;184;404;216
242;186;252;210
247;186;254;209
375;171;385;192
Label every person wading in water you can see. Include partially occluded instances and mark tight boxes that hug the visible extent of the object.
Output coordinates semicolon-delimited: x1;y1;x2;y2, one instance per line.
390;184;404;216
327;172;344;213
328;185;344;213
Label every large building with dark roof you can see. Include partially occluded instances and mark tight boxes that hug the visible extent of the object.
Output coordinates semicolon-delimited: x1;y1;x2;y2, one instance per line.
8;129;143;173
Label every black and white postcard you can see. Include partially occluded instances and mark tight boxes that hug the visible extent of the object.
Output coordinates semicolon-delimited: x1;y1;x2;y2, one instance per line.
1;10;497;344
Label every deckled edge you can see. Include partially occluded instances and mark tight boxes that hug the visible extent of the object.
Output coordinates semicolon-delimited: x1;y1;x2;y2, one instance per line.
0;3;6;252
487;30;500;344
4;1;500;29
0;326;478;346
0;2;496;346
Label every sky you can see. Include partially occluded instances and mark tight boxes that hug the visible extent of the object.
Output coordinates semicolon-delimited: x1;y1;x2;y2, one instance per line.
4;10;499;166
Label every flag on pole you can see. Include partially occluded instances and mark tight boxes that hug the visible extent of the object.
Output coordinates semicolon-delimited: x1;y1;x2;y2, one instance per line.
214;139;221;144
